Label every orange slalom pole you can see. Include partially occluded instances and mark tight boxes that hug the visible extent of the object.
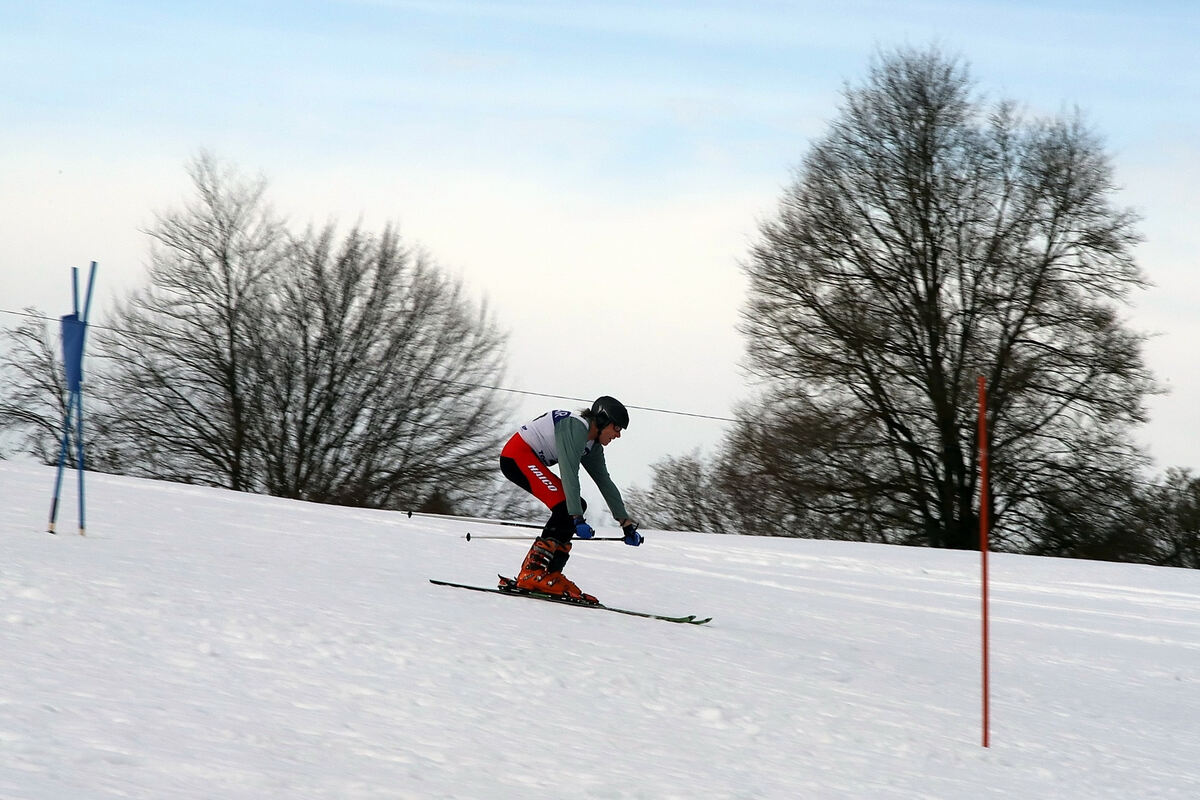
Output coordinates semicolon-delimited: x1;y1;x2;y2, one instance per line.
978;375;991;748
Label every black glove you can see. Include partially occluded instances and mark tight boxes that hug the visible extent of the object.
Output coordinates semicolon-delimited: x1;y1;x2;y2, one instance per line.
622;521;643;546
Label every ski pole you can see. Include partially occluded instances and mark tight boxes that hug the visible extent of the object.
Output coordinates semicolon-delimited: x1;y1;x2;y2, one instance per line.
406;510;543;530
464;532;626;542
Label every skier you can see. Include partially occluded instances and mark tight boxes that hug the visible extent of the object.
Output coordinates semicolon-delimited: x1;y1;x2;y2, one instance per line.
498;395;643;604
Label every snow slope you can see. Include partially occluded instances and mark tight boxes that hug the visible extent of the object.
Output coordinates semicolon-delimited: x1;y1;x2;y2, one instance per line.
2;461;1198;799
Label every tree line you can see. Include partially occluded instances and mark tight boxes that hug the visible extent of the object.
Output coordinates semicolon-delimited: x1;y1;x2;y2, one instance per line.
3;47;1197;566
1;153;518;516
628;47;1200;568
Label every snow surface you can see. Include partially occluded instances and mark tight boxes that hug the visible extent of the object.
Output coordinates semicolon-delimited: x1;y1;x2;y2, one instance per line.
2;460;1199;799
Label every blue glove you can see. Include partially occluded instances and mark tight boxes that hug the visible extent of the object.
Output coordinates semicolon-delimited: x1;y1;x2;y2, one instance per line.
622;522;643;546
573;517;595;539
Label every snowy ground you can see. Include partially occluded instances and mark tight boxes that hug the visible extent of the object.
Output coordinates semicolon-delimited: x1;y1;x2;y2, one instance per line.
2;460;1198;799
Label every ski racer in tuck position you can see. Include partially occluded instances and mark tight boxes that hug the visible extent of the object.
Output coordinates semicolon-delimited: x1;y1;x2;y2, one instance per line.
498;395;643;604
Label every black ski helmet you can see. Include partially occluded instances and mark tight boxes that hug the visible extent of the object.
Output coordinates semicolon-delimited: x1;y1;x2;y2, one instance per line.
591;395;629;431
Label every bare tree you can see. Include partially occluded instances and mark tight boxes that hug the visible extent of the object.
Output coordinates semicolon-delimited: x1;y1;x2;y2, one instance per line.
94;152;285;489
1137;469;1200;568
245;223;512;509
627;448;732;534
719;46;1153;550
0;311;70;463
86;154;512;510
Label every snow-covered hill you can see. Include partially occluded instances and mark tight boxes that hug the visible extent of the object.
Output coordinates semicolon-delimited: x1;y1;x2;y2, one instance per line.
2;461;1198;798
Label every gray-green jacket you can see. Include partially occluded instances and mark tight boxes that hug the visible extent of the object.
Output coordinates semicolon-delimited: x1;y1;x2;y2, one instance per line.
516;410;629;520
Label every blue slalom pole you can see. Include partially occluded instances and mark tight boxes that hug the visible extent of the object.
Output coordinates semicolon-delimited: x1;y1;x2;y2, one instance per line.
48;269;80;534
75;262;96;536
81;262;97;328
47;263;97;536
47;397;75;534
74;390;86;536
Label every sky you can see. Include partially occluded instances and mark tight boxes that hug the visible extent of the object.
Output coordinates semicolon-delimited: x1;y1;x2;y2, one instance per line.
1;0;1198;489
3;459;1200;797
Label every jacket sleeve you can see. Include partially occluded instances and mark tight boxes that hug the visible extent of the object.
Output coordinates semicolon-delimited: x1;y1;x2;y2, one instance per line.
553;416;592;517
581;445;630;522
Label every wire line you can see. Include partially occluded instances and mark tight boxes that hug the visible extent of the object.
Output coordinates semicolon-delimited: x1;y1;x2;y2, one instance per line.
0;307;738;423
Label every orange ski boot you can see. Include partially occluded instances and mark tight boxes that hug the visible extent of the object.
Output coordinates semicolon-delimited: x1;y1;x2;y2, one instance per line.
514;538;598;604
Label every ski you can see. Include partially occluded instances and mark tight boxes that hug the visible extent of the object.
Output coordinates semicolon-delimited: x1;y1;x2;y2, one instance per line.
429;577;712;625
